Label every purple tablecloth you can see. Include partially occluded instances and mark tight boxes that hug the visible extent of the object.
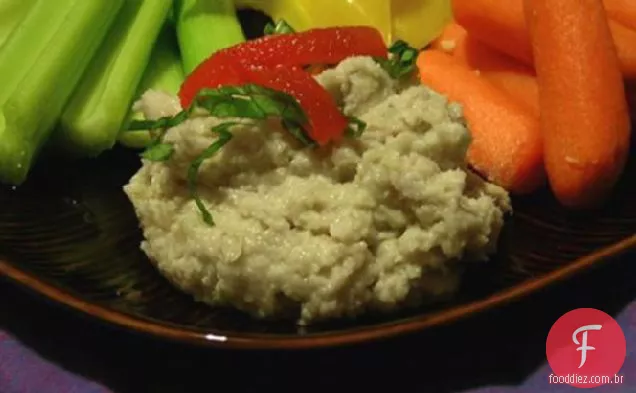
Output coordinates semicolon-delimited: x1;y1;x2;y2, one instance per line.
1;251;634;393
1;304;634;393
0;331;107;393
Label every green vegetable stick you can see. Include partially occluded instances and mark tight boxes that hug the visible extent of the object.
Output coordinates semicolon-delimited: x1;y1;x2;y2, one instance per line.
174;0;246;74
0;0;124;185
119;24;186;149
0;0;36;49
56;0;173;158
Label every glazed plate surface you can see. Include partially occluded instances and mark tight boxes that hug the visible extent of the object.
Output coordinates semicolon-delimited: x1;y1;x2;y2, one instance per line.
1;13;635;349
1;141;634;349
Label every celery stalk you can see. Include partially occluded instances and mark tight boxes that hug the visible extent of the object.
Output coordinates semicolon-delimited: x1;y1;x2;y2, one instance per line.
0;0;124;185
175;0;246;74
118;24;185;149
56;0;173;158
0;0;37;49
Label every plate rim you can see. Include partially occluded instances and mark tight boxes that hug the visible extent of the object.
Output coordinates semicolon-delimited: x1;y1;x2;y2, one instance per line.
1;234;635;350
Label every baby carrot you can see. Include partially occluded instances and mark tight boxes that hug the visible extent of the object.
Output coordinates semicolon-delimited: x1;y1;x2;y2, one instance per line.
606;21;636;80
524;0;631;208
451;0;532;64
430;22;467;54
452;0;636;79
431;22;539;114
417;49;545;194
603;0;636;31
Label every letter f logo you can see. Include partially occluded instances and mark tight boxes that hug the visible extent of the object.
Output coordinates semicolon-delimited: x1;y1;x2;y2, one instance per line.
573;324;603;368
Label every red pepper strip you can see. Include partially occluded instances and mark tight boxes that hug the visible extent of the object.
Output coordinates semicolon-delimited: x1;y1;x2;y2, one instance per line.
243;65;349;145
220;26;388;68
179;26;386;144
182;60;348;145
180;26;388;107
179;53;246;108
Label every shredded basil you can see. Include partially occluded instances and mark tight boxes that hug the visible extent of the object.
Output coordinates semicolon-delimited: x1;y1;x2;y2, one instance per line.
282;119;317;147
193;84;309;125
128;110;193;162
140;142;174;162
125;83;365;226
187;122;237;225
345;116;367;138
264;19;295;35
375;39;419;80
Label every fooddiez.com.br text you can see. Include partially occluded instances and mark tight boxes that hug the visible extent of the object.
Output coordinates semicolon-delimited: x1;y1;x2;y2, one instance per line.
548;373;624;385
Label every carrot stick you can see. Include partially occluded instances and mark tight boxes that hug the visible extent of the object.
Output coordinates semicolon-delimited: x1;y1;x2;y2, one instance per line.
430;22;468;54
603;0;636;31
417;49;545;194
607;22;636;80
452;0;636;79
431;23;540;114
451;0;532;63
524;0;631;208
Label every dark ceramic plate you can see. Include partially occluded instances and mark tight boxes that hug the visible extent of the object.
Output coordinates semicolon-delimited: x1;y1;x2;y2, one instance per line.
1;12;636;349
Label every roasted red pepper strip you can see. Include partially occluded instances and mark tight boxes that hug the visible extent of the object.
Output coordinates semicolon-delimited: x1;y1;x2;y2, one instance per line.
219;26;388;68
179;53;246;107
243;65;349;145
182;60;348;145
179;26;387;144
180;26;387;106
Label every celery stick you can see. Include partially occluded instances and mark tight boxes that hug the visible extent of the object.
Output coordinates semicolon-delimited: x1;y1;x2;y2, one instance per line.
56;0;173;158
175;0;246;74
0;0;81;107
119;24;185;149
0;0;36;49
137;26;184;99
0;0;124;185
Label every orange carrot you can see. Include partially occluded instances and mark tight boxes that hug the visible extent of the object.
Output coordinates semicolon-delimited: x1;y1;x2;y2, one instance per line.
417;49;545;194
451;0;532;64
524;0;631;208
431;23;540;114
607;22;636;79
452;0;636;79
431;22;468;54
603;0;636;31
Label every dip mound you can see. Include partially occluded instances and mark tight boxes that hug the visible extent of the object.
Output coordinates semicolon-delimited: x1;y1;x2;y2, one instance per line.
124;57;511;325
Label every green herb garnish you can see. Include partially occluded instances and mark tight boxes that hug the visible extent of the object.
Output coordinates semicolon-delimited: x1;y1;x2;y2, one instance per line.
264;20;296;36
187;122;237;225
345;116;367;138
128;110;193;161
127;109;192;132
376;39;419;80
141;142;174;161
127;83;366;226
193;84;308;124
282;119;317;147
